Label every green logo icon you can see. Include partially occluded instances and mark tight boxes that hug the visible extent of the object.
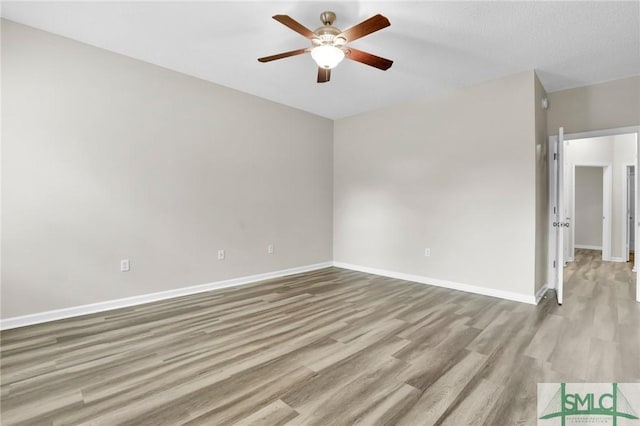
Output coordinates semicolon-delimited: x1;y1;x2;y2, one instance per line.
539;383;639;425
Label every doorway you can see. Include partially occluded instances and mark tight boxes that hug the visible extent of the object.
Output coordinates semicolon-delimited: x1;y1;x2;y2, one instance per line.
573;166;606;257
548;126;640;304
626;165;635;264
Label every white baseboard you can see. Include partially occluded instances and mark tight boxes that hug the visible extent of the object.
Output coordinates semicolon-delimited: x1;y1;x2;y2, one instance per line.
535;284;549;304
0;261;333;330
575;244;602;250
609;257;627;263
1;260;546;330
333;262;536;305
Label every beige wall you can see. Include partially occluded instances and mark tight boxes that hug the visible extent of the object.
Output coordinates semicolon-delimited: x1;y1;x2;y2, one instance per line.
4;18;637;319
534;73;548;295
574;167;604;248
1;20;333;318
334;71;537;298
547;76;640;135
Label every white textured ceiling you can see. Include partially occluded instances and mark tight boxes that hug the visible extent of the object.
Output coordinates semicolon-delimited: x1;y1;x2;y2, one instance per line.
2;1;639;119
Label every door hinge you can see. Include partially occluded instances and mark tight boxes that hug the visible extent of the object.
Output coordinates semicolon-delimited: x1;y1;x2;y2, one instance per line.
554;206;557;214
554;153;557;160
553;260;556;268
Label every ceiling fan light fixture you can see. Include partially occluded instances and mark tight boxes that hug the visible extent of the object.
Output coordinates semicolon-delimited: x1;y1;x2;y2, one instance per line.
310;45;345;69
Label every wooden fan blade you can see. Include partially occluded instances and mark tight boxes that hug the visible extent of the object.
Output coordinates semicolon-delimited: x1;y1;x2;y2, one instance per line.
273;15;316;39
337;14;390;42
345;47;393;70
317;67;331;83
258;48;308;63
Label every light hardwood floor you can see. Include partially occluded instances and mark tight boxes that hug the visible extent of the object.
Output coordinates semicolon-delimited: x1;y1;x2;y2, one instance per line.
1;249;638;425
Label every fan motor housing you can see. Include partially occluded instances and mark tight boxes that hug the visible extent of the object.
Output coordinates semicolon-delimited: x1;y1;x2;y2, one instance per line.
320;11;336;26
312;11;344;46
313;27;342;45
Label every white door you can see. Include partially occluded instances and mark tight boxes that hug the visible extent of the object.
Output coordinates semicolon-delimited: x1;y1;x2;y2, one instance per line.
554;127;565;305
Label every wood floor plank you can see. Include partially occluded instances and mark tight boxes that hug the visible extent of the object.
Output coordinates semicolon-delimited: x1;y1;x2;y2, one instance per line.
1;249;637;425
352;383;421;426
438;378;503;426
232;399;299;426
523;313;564;361
395;351;488;425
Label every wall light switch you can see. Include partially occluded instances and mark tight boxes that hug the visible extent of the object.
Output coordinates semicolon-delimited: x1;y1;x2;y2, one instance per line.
267;244;274;254
217;249;225;260
120;259;130;272
424;248;431;257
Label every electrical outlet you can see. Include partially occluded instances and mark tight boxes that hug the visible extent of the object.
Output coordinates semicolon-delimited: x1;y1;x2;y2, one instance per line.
217;249;225;260
424;248;431;257
267;244;274;254
120;259;130;272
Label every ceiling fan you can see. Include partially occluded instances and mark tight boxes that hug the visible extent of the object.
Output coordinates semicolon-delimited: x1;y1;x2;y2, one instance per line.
258;11;393;83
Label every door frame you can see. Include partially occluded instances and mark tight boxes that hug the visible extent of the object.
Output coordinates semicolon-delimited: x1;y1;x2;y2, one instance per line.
548;128;566;304
547;125;640;303
623;164;635;265
570;163;612;261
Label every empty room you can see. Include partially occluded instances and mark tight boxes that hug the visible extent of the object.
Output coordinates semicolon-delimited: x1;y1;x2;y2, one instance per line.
1;2;639;425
